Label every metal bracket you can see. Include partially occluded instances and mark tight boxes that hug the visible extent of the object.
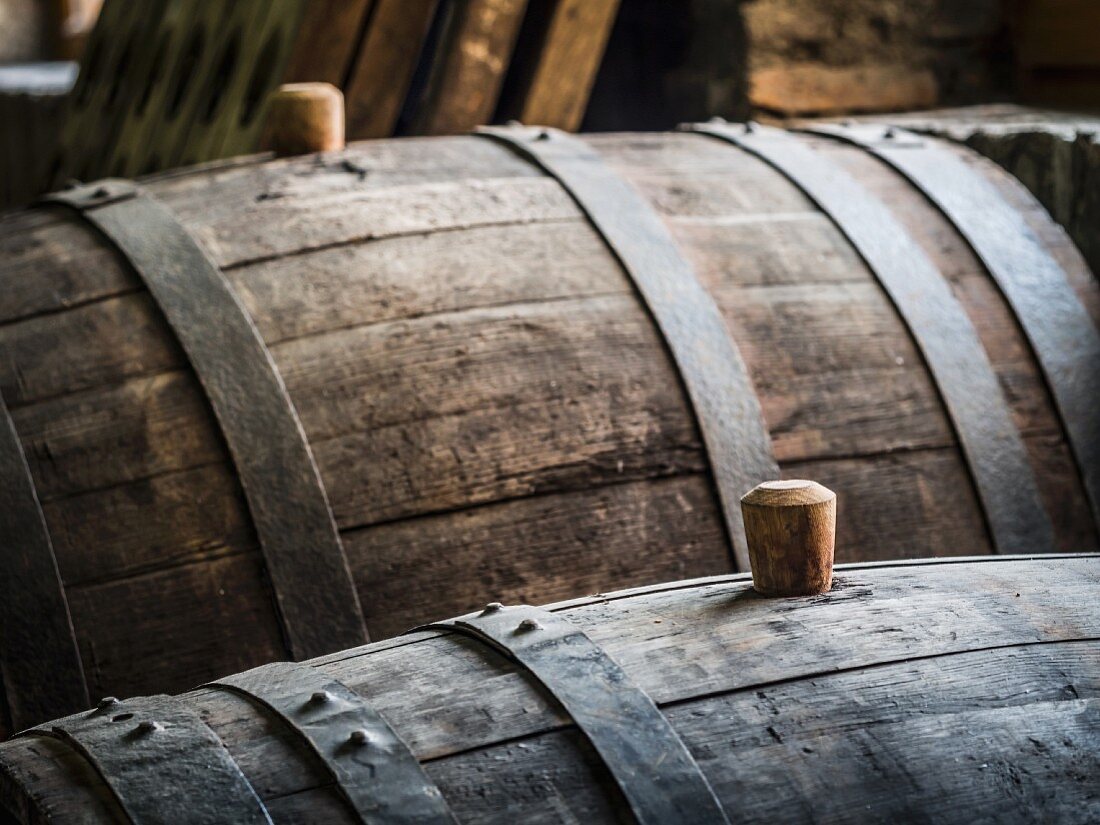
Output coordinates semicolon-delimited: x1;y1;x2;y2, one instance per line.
687;121;1056;555
211;662;456;824
478;126;778;572
808;122;1100;527
39;179;369;659
23;695;271;824
424;604;729;825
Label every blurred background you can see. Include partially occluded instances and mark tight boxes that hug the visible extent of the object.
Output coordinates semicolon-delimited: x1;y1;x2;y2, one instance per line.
0;0;1096;208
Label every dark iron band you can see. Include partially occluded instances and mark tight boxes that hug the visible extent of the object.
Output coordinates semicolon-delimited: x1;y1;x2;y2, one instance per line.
210;662;456;825
23;695;271;824
424;604;729;825
477;126;777;572
0;392;89;731
41;180;369;659
688;122;1055;555
807;123;1100;527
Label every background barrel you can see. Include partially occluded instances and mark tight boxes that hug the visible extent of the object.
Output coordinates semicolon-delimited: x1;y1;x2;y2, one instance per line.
1;555;1097;823
0;128;1097;736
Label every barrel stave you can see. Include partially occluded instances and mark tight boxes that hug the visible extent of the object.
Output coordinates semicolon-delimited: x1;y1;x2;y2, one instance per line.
804;133;1099;553
1;130;1096;731
2;558;1098;822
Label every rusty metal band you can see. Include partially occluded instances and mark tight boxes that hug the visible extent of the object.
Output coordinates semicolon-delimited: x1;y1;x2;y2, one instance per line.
423;604;729;825
210;662;456;824
40;180;369;659
478;126;777;571
22;694;271;824
0;392;89;730
807;123;1100;526
688;123;1056;555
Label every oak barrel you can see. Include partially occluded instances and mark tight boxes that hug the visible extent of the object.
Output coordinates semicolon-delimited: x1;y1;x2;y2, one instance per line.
1;555;1097;823
1;125;1098;736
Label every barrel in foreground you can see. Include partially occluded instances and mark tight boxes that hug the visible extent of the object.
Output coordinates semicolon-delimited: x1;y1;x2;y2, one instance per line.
1;554;1097;824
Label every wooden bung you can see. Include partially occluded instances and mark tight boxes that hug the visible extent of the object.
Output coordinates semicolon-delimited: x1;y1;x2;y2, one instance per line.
266;82;345;157
741;480;836;596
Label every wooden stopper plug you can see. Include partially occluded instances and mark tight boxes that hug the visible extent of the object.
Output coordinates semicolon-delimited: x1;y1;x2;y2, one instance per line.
741;480;836;596
266;83;345;157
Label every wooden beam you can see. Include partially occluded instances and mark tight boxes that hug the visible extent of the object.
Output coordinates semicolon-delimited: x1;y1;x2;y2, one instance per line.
514;0;620;131
415;0;529;136
343;0;439;139
282;0;376;86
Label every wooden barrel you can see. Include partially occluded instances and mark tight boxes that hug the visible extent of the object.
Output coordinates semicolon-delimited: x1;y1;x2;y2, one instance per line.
1;124;1098;736
1;555;1097;823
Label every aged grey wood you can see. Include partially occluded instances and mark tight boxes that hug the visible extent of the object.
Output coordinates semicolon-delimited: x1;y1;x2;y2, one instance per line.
810;123;1100;525
22;695;270;824
212;662;455;824
1;129;1095;740
426;605;728;825
41;180;367;660
1;556;1096;824
689;122;1055;555
479;125;778;571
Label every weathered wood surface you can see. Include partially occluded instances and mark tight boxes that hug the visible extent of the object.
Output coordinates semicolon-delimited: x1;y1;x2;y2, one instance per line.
343;0;439;139
499;0;622;131
843;105;1100;286
0;130;1097;736
414;0;529;136
1;556;1097;823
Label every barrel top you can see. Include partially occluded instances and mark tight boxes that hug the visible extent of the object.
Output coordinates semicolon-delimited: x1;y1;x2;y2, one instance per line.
3;554;1098;824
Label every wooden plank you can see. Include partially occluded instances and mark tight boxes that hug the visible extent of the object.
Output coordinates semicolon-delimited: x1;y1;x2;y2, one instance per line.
174;559;1100;803
282;0;376;86
429;647;1100;823
65;550;284;700
343;0;439;139
750;63;938;115
414;0;529;135
344;475;728;638
511;0;621;131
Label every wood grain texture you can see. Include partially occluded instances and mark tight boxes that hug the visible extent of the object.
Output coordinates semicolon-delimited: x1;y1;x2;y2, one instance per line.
1;557;1098;822
0;130;1095;736
741;479;835;595
282;0;375;86
265;82;345;157
508;0;622;131
414;0;529;136
342;0;439;139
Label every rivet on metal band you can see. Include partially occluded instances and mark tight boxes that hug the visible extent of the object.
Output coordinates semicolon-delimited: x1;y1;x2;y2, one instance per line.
423;604;730;825
478;126;778;572
21;695;271;824
687;122;1056;555
210;662;456;825
40;180;369;659
807;123;1100;527
0;391;89;730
